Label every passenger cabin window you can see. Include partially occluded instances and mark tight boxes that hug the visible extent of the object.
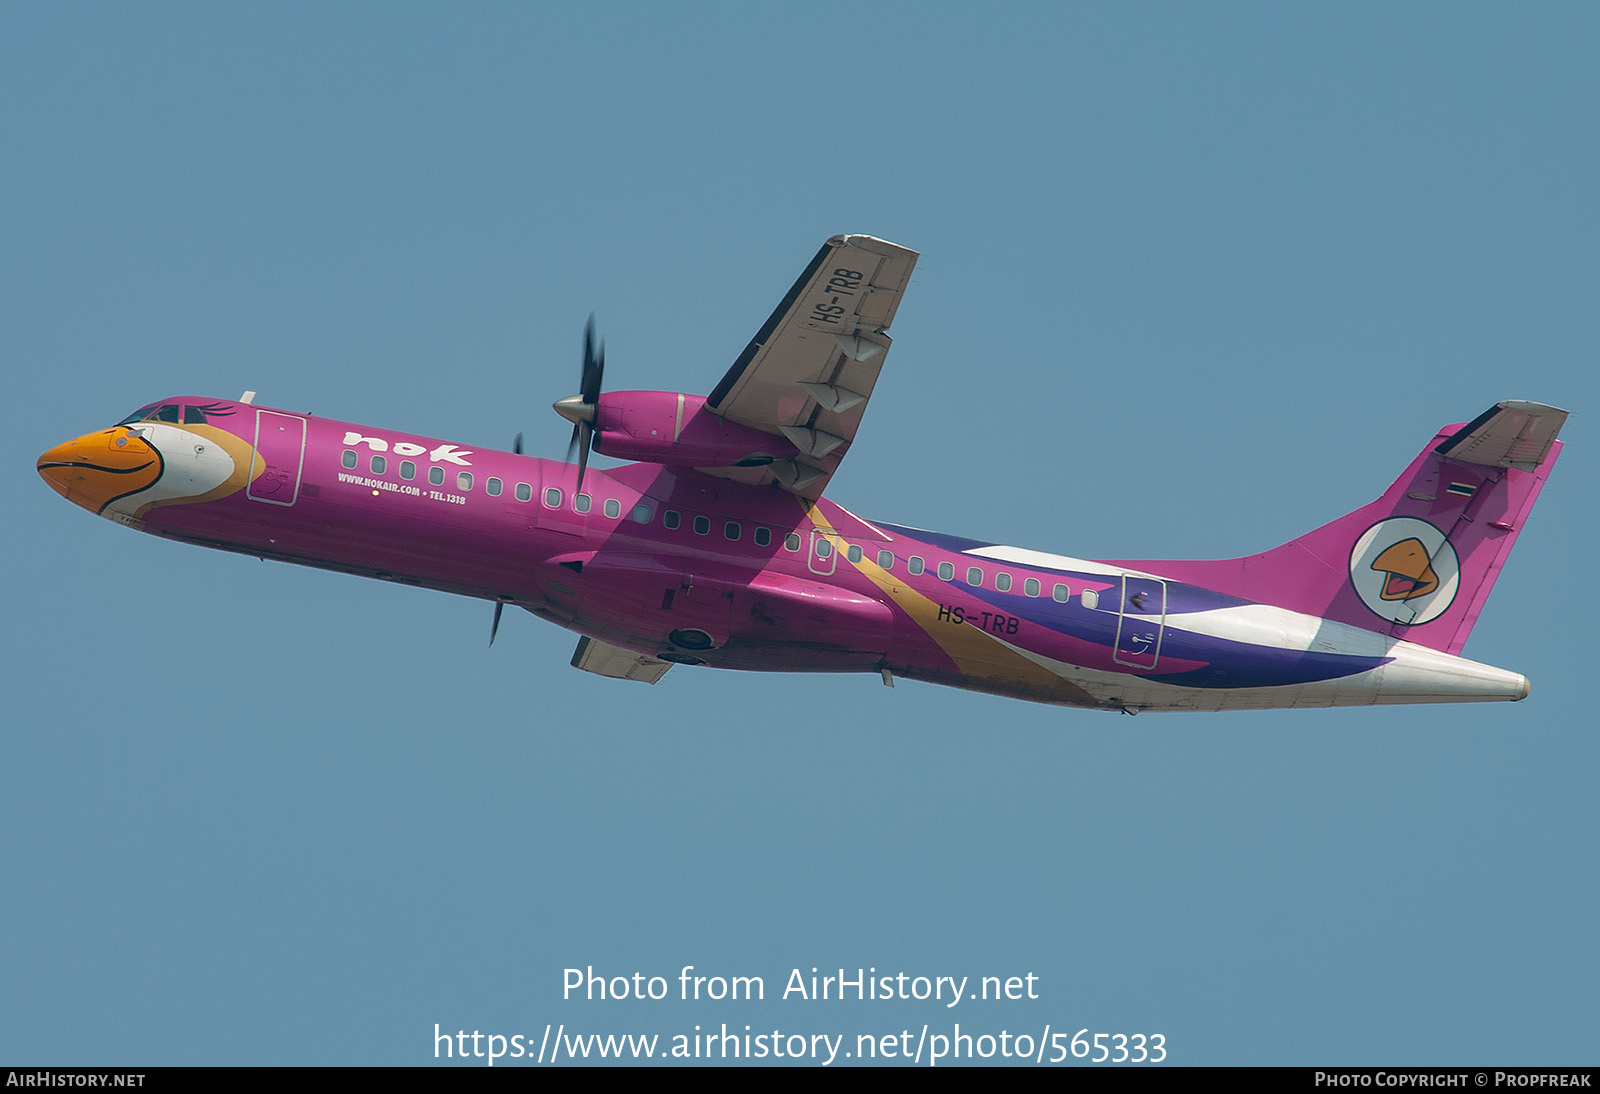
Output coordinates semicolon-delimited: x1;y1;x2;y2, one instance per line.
724;521;741;541
429;467;445;486
938;562;954;581
877;550;893;569
908;556;925;575
664;510;681;530
847;544;863;563
754;527;771;547
487;477;502;497
400;461;416;480
544;487;562;507
603;499;620;519
574;494;591;513
996;573;1012;592
632;504;651;524
371;455;387;474
784;533;801;552
1053;584;1070;603
457;472;473;491
341;450;357;469
693;516;710;535
1024;578;1040;597
966;567;983;586
516;483;532;502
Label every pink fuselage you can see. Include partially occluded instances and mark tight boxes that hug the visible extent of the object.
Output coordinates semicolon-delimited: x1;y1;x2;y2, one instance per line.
43;398;1538;714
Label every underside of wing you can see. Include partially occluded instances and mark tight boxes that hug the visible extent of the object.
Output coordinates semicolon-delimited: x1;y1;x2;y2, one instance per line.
702;234;919;499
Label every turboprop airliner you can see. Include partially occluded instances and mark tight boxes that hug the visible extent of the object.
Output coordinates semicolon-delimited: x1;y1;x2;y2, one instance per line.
37;235;1567;713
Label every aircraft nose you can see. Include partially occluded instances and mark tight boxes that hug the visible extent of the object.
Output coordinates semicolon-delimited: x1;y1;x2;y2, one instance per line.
37;427;162;515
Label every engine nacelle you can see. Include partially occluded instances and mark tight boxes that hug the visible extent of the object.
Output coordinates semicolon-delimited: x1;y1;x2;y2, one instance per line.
590;391;799;468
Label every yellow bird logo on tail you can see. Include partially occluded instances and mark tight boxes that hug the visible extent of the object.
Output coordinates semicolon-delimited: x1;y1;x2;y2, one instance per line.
1371;537;1440;601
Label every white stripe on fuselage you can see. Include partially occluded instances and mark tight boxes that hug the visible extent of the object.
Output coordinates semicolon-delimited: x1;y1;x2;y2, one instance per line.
965;543;1164;580
997;596;1526;709
1163;602;1389;657
1157;601;1522;699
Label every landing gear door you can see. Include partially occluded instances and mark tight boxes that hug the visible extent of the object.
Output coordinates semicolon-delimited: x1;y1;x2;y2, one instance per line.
1113;575;1166;669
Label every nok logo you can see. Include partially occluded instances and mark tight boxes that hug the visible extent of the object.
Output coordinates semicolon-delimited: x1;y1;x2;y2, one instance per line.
1348;517;1460;626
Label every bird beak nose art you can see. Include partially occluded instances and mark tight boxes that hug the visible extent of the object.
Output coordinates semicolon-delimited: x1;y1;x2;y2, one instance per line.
37;427;164;516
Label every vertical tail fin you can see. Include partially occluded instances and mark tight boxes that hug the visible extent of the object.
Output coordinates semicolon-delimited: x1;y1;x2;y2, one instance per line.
1123;402;1566;655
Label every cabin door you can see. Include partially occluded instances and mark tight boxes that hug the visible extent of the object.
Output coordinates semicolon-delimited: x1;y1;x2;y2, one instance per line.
807;530;838;576
1112;575;1167;669
247;411;306;506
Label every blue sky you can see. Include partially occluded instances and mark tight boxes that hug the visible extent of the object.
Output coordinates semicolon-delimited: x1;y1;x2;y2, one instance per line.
4;3;1595;1066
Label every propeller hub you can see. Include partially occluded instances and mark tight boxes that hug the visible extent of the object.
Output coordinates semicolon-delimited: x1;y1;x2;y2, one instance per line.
553;396;595;425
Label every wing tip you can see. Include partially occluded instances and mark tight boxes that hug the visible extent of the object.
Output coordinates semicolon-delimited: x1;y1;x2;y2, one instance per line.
830;233;920;258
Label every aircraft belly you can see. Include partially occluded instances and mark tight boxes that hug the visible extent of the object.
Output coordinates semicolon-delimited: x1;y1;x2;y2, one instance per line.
729;571;890;649
564;557;895;667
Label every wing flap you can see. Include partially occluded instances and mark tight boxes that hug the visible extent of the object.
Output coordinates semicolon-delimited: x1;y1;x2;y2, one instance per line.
570;636;673;684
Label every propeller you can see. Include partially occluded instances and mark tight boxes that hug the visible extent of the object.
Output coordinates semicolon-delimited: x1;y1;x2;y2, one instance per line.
553;314;604;494
497;318;602;648
489;433;526;646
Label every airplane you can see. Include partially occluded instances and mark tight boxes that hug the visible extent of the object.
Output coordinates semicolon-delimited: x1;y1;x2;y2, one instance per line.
37;234;1567;713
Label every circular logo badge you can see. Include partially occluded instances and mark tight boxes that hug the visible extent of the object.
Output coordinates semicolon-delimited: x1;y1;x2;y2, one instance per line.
1348;517;1459;626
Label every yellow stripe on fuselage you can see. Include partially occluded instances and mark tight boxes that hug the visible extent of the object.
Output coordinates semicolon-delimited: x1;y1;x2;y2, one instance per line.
803;503;1098;705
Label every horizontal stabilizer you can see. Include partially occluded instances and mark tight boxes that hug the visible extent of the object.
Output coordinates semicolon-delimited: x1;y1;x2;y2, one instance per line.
570;636;673;684
1435;400;1567;471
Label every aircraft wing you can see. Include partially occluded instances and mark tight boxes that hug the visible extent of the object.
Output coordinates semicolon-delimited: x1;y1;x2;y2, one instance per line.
702;234;919;499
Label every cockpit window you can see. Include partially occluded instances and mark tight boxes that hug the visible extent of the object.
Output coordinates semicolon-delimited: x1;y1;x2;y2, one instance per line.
115;400;236;427
116;404;163;426
115;403;179;425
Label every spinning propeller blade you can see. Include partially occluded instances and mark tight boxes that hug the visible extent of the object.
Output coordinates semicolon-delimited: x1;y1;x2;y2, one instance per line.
554;314;605;494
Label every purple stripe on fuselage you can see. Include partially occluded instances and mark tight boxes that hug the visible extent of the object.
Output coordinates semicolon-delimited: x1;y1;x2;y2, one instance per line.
935;574;1392;688
1140;643;1394;689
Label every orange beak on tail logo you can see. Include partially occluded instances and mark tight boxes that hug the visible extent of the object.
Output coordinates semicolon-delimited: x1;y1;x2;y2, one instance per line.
1347;517;1460;626
1371;538;1439;601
